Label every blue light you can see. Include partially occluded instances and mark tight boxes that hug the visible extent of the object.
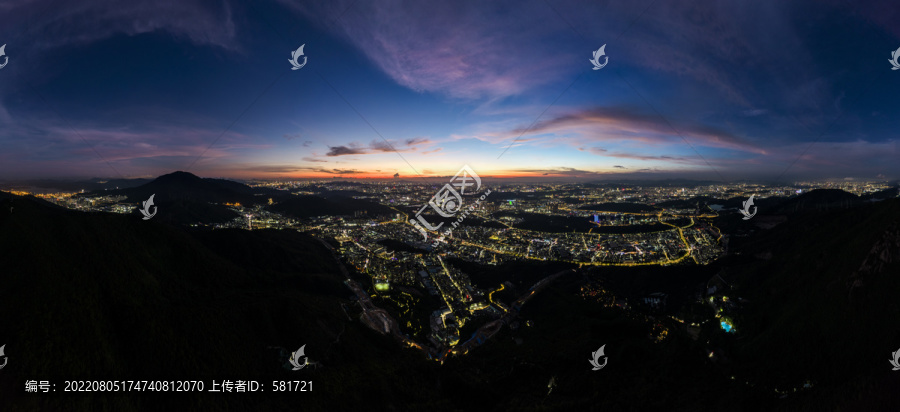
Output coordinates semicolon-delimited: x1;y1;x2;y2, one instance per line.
720;321;733;333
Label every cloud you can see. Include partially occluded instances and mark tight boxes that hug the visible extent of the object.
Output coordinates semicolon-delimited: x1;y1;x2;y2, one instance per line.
325;139;436;156
613;165;626;169
603;153;694;164
231;165;369;175
764;139;900;179
239;165;307;173
301;157;326;163
598;2;818;108
321;168;366;175
326;145;367;156
405;137;432;146
0;118;268;178
369;140;398;152
278;0;572;100
511;167;606;177
46;125;259;163
275;0;846;116
854;0;900;40
742;109;768;117
498;106;763;154
3;0;240;52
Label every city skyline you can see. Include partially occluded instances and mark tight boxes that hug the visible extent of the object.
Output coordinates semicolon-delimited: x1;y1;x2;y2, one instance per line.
1;0;899;181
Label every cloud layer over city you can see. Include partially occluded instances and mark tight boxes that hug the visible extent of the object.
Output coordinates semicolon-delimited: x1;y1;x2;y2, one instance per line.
0;0;898;181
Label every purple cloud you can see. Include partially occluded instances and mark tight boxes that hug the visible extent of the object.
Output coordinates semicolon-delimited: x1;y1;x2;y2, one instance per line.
324;139;435;157
278;0;573;100
326;146;367;157
499;106;763;153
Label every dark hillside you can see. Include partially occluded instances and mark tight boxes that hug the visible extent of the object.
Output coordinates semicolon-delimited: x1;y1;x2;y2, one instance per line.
721;197;900;410
772;188;861;214
0;195;438;411
267;194;395;218
1;191;899;411
114;171;264;205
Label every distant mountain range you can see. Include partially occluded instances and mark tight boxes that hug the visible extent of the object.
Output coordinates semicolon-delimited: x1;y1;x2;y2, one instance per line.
66;171;398;225
0;177;152;192
95;171;275;205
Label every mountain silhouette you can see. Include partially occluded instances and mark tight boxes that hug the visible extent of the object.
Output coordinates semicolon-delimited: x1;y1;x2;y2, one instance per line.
94;171;281;225
90;171;397;225
772;188;862;214
107;171;270;205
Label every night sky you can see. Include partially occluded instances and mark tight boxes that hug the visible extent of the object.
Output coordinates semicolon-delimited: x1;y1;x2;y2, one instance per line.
0;0;898;181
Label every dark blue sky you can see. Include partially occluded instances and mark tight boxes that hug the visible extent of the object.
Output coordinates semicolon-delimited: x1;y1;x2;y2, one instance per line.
0;0;898;182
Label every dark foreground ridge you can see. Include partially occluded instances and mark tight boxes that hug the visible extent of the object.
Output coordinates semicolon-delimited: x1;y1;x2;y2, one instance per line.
0;190;899;411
